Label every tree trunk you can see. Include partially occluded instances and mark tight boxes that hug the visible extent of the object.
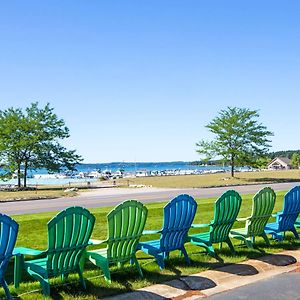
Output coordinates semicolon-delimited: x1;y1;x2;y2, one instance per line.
17;165;21;188
24;161;27;188
230;155;235;177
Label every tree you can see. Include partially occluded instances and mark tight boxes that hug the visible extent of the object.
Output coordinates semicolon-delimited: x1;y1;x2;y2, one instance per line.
196;107;273;177
254;157;271;169
0;102;82;188
291;153;300;169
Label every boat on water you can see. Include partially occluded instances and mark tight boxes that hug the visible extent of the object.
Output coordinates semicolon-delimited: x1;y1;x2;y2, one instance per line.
33;173;68;179
135;170;151;177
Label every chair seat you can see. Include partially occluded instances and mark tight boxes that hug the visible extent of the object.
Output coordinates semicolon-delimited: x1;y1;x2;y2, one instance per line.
87;248;108;260
230;228;248;237
138;240;161;253
265;222;280;232
188;231;211;244
265;222;295;232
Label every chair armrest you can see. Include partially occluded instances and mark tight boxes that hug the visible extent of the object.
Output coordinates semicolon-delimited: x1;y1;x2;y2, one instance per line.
191;223;211;228
13;247;45;256
142;229;161;235
237;217;249;222
88;239;107;245
270;210;283;218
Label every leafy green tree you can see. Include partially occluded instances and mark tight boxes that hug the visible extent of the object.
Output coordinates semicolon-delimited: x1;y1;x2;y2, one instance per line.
254;157;271;169
291;153;300;169
0;103;82;188
196;107;273;177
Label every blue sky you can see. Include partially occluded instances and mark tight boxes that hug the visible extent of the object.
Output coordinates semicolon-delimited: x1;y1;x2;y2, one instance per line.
0;1;299;163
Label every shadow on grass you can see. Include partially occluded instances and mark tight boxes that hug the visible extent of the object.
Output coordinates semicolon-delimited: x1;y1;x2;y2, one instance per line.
5;238;300;299
50;281;129;300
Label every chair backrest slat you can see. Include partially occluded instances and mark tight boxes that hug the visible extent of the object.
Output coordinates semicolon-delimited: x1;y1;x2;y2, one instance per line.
246;187;276;235
160;194;197;251
0;214;18;278
107;200;148;262
47;206;95;276
210;190;242;243
278;186;300;231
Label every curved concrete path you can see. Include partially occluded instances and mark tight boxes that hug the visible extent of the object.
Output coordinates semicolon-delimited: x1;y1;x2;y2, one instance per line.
0;181;299;215
104;250;300;300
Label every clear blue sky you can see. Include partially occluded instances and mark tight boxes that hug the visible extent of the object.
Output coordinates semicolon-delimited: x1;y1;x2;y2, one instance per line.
1;1;299;163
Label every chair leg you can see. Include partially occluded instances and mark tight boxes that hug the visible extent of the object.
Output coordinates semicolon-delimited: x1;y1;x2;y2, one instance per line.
41;278;50;296
29;272;51;296
181;247;191;264
207;245;216;257
79;249;87;271
291;227;299;239
226;238;235;254
61;273;69;282
1;278;12;300
78;268;86;289
164;252;170;260
89;255;111;283
156;254;165;270
273;232;283;241
100;261;111;283
261;232;270;246
244;238;254;249
14;254;24;288
207;245;223;263
132;256;143;278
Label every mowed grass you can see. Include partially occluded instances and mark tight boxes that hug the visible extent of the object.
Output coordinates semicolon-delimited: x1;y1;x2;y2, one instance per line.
118;169;300;188
3;190;300;299
0;189;77;201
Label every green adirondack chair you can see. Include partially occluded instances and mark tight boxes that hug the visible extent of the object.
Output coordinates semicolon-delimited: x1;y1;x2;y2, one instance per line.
14;206;95;296
230;187;276;249
187;190;242;261
86;200;148;282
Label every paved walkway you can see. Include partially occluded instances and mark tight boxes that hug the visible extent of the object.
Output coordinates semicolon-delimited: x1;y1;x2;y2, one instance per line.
209;272;300;300
105;250;300;300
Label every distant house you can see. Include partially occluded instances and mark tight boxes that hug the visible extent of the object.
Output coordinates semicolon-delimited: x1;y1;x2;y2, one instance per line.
267;157;292;170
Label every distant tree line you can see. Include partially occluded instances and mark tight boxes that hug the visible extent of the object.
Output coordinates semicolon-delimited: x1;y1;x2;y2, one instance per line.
191;150;300;169
269;150;300;159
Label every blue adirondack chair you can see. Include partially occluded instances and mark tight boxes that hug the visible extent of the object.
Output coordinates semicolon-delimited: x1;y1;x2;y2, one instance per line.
265;186;300;240
137;194;197;269
0;214;19;300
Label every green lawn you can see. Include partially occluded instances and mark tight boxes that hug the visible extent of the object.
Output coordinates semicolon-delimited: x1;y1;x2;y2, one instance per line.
3;190;300;299
117;169;300;188
0;189;77;202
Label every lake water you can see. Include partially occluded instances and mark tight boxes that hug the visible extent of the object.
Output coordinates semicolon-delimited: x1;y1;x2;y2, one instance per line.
0;161;233;186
